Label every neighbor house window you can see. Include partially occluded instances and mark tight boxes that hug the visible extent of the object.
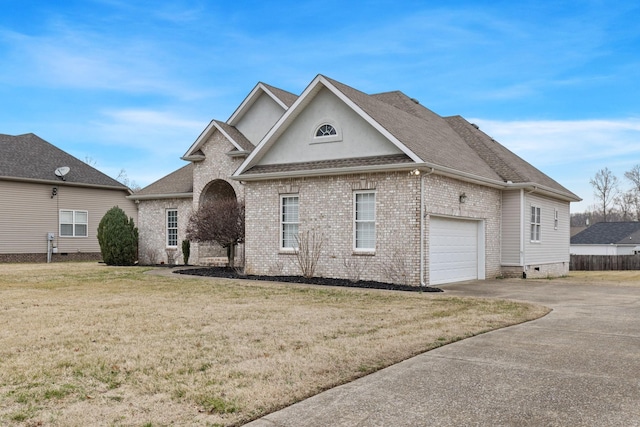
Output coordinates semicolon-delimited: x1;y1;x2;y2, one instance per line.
530;206;541;242
60;210;88;237
167;209;178;247
354;191;376;250
281;195;299;249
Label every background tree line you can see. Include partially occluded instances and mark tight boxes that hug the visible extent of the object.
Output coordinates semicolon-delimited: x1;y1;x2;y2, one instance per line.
571;165;640;226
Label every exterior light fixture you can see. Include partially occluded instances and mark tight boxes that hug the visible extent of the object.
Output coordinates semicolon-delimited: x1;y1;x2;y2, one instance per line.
409;169;421;176
51;187;58;198
459;193;467;204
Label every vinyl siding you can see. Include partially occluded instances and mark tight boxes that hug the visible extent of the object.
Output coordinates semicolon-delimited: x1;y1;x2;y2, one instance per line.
501;190;522;265
523;193;570;264
0;180;137;255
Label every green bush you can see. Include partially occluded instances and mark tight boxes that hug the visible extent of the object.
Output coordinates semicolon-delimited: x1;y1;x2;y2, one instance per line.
97;206;138;266
182;239;190;265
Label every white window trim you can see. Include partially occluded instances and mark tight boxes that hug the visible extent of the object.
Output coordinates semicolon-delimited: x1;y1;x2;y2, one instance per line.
166;209;178;248
353;191;376;252
59;209;88;238
311;120;342;144
280;194;299;251
530;205;541;243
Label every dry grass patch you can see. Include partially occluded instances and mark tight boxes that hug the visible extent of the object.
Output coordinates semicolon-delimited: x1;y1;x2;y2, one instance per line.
0;263;548;426
547;270;640;287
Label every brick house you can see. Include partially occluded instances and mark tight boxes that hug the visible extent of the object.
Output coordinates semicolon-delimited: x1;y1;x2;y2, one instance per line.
0;133;137;262
131;75;580;285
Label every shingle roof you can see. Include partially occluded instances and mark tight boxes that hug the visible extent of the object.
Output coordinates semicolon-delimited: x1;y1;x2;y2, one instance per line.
261;83;298;108
133;163;193;197
321;78;505;182
0;133;129;190
213;120;254;152
571;222;640;245
444;116;579;198
245;154;413;175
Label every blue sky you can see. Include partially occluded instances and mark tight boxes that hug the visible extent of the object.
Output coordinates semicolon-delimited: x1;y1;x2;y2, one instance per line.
1;1;639;212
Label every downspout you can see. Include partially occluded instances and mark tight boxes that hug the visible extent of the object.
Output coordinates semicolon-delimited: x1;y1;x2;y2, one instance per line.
420;168;435;289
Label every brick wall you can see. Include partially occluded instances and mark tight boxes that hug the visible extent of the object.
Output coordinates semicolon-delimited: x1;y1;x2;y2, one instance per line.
244;171;503;286
136;130;247;266
0;252;102;263
137;198;192;265
245;171;421;285
423;174;502;283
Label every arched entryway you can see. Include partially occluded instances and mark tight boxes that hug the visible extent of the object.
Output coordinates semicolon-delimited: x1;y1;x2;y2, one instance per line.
200;179;237;205
197;180;239;261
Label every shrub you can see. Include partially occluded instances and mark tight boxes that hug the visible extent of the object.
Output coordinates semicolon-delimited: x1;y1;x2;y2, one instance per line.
97;206;138;266
182;240;190;265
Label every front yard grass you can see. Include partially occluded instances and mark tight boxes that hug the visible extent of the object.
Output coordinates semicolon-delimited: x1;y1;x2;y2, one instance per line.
0;263;548;426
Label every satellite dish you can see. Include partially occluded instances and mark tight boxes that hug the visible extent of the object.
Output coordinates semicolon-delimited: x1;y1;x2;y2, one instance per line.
55;166;70;180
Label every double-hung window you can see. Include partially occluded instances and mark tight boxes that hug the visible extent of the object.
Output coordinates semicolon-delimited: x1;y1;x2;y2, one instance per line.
60;210;88;237
354;191;376;251
530;206;541;242
166;209;178;247
281;195;299;249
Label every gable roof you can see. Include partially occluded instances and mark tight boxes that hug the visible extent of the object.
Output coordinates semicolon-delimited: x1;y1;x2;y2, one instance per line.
232;75;580;201
182;120;254;161
0;133;130;191
130;163;193;200
227;82;298;126
571;222;640;245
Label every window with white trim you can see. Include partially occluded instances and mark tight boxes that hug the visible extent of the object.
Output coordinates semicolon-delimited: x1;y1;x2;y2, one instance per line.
281;195;299;249
60;210;88;237
530;206;541;242
167;209;178;247
354;191;376;250
315;124;337;137
312;122;341;144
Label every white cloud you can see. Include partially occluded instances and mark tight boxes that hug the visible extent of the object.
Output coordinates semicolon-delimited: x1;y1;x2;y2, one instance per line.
470;117;640;212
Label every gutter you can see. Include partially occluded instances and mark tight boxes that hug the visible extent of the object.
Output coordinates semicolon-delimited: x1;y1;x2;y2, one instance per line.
127;192;193;201
419;167;435;289
0;175;133;194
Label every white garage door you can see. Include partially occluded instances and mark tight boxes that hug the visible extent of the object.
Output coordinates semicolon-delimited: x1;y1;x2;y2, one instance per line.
430;217;480;285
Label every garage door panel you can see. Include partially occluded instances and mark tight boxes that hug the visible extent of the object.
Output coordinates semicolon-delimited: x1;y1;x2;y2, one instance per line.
430;217;479;285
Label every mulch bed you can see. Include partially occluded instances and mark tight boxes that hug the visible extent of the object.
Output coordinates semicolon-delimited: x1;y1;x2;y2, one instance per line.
173;267;443;293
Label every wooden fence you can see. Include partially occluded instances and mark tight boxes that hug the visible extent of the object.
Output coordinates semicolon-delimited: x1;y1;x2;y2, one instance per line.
570;254;640;271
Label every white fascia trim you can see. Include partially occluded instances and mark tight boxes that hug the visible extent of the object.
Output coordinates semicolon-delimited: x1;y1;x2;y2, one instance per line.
183;120;247;159
317;76;423;164
228;83;288;126
506;182;581;202
0;176;132;194
127;192;193;201
234;76;324;178
213;122;246;152
234;75;423;178
182;120;216;159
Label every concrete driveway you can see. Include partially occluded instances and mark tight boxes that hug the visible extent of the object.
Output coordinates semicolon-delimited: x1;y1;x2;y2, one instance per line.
245;279;640;426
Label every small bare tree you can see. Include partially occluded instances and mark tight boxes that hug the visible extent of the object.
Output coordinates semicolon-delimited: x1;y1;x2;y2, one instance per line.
294;230;325;278
380;251;410;286
590;167;619;222
343;256;370;283
186;199;245;268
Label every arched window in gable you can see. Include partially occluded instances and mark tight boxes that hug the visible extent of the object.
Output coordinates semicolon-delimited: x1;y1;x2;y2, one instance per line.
315;123;337;137
312;122;342;144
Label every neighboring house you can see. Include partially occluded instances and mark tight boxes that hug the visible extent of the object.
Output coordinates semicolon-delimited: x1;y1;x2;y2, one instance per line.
132;75;581;285
0;133;137;263
570;222;640;255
